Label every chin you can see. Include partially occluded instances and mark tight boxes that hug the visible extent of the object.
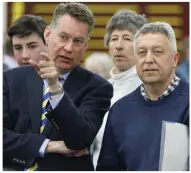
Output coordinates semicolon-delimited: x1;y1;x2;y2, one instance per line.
142;77;159;84
57;64;73;72
116;64;127;70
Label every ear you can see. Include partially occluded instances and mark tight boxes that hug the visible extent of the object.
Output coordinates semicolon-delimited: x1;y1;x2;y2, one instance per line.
84;41;88;52
44;26;51;46
173;52;179;68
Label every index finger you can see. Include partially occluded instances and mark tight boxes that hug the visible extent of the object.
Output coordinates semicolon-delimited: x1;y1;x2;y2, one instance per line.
40;52;51;61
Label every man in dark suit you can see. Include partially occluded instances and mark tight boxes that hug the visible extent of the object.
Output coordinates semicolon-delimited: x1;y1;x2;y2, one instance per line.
3;2;113;171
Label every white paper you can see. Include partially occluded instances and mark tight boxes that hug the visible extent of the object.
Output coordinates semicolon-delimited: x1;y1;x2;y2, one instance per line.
159;121;189;171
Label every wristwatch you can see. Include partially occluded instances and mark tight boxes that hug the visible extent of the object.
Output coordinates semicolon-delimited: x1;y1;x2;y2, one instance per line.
49;85;64;96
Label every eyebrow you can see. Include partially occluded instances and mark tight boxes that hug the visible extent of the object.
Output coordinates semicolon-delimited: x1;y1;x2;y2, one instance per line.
13;44;21;47
123;34;133;37
152;45;163;49
137;45;164;49
13;42;38;47
27;42;38;45
110;34;118;37
59;31;67;35
111;34;132;37
60;32;85;40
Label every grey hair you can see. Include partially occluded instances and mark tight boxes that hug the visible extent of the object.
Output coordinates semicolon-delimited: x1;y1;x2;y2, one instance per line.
134;22;177;53
84;52;113;79
50;2;94;34
104;9;148;47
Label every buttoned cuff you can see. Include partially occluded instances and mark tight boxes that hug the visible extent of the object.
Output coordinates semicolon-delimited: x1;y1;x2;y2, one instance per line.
39;138;50;157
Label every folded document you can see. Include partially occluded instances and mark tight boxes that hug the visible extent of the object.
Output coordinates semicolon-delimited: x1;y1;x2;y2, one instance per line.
159;121;189;171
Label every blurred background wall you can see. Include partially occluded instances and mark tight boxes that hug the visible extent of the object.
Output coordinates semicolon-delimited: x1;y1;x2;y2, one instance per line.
4;2;189;63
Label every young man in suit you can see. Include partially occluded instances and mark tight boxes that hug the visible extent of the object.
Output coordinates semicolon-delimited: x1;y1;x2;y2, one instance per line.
3;2;113;171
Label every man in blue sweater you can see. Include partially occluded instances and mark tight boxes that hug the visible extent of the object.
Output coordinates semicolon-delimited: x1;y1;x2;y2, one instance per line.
97;22;189;171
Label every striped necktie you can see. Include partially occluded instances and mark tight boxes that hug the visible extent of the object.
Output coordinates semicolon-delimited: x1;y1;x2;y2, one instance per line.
24;87;50;171
24;75;64;171
41;75;64;133
40;87;50;133
58;75;64;81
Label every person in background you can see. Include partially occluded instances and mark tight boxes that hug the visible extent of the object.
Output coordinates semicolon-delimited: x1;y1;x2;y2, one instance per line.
84;52;113;79
7;15;48;66
3;3;113;171
176;36;189;83
92;9;148;168
97;22;189;171
3;38;18;70
3;63;9;71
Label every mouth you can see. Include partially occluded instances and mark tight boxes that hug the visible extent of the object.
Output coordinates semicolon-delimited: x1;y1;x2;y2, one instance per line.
22;62;30;65
57;55;72;62
115;55;126;60
115;55;124;57
144;69;158;72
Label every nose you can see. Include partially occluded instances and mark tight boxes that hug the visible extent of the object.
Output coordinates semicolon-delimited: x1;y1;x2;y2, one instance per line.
22;47;30;60
145;51;154;64
115;39;123;50
63;40;74;53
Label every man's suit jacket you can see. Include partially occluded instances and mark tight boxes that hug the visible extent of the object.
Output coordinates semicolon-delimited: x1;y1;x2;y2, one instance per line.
3;65;113;171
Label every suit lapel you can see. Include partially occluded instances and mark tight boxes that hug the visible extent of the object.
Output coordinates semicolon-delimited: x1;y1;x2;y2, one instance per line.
26;68;43;133
63;65;88;98
41;116;53;136
26;65;88;136
43;66;87;137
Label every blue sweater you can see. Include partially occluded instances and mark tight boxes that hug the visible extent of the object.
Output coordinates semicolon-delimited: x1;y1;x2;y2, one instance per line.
97;80;189;171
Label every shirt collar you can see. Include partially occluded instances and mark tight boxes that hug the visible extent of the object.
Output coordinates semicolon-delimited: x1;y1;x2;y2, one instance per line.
43;70;71;90
60;71;71;81
140;75;180;101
